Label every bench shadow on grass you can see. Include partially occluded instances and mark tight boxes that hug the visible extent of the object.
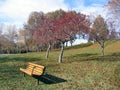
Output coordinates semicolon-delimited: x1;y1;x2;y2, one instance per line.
33;74;67;84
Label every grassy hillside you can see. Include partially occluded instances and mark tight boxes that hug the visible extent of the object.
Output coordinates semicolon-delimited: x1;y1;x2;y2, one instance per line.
0;40;120;90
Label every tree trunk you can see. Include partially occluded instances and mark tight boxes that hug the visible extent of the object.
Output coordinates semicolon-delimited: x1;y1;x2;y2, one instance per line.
59;42;64;63
70;40;73;46
65;42;68;47
16;46;19;53
7;49;10;54
101;42;104;57
26;45;29;53
35;44;39;52
46;43;51;59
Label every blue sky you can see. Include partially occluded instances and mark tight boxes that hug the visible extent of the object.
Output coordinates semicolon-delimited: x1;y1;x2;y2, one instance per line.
64;0;109;8
0;0;110;28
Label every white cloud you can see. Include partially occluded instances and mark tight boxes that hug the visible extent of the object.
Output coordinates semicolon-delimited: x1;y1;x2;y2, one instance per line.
71;1;107;18
0;0;108;28
0;0;68;26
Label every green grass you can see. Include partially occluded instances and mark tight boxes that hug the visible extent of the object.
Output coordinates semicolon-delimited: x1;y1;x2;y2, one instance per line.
0;40;120;90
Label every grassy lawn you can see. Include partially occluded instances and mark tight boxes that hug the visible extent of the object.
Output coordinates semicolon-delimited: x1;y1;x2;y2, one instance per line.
0;41;120;90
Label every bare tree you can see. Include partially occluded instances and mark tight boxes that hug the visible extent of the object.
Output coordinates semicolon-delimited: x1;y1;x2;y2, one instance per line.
107;0;120;18
5;25;17;53
89;15;109;56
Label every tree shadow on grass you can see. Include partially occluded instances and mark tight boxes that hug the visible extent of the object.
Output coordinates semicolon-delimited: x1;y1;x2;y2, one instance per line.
68;53;120;62
114;64;120;88
33;74;67;84
73;53;98;57
0;56;40;63
111;52;120;56
79;52;120;61
79;56;120;62
80;56;120;62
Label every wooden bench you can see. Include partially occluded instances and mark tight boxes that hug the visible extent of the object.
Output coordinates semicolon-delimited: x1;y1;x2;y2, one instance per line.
20;62;46;85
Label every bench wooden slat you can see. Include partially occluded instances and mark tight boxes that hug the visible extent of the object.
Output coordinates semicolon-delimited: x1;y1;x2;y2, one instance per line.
28;62;44;69
20;62;45;76
20;62;46;85
20;68;33;76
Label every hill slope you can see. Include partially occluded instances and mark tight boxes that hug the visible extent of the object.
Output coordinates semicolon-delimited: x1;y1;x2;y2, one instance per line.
0;40;120;90
64;40;120;57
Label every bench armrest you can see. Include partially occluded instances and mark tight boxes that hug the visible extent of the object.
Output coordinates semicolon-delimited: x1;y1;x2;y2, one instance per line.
31;66;36;75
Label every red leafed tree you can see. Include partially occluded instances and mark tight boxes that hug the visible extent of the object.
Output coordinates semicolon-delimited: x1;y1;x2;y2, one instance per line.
24;11;45;52
31;13;55;58
26;10;89;63
52;11;89;63
38;17;55;59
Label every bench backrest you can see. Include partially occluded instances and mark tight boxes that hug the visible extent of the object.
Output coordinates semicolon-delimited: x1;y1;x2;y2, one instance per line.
27;62;45;76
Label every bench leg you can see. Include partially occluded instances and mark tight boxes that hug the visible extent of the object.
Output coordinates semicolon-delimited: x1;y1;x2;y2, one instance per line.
24;73;25;77
37;79;39;85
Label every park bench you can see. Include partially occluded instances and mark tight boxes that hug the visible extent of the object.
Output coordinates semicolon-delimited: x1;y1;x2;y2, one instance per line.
20;62;46;85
